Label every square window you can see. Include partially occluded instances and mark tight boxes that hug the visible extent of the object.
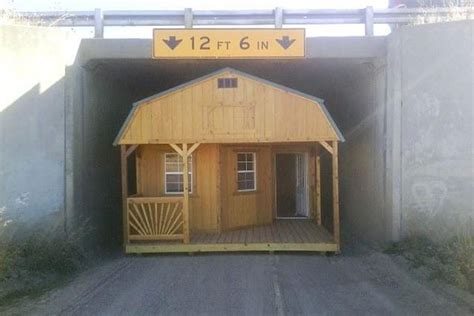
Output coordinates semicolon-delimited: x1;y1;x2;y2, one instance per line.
164;153;192;194
236;152;256;192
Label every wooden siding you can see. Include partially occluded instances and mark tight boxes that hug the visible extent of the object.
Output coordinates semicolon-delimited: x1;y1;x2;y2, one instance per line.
220;145;273;230
136;144;220;233
136;143;321;234
117;70;339;145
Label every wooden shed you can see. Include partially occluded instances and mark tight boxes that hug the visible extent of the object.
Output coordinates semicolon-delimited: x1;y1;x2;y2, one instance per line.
114;68;344;254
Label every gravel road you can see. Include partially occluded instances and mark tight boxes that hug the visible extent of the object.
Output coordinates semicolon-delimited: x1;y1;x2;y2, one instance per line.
3;247;473;315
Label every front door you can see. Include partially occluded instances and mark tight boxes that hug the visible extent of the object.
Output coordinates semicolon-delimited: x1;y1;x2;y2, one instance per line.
276;153;309;218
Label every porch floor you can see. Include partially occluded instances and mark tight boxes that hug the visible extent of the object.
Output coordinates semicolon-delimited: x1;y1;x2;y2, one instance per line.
126;220;338;254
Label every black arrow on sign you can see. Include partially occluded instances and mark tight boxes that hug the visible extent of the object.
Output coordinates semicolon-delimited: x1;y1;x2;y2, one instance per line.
163;36;183;50
276;36;296;49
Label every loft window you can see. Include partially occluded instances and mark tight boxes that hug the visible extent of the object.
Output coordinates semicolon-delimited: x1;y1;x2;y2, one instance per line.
217;78;238;89
164;153;193;194
237;152;256;192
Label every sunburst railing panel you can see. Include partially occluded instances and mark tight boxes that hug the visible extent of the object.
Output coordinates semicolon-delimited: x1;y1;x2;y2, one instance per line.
127;197;184;242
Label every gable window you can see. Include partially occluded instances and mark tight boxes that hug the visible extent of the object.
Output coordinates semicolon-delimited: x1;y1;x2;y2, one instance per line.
237;152;256;192
165;153;192;194
217;77;238;89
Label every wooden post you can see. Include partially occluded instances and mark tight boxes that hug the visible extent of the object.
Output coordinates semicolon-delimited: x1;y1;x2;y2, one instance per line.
169;143;199;244
121;145;129;246
332;141;340;252
182;143;190;244
316;155;322;226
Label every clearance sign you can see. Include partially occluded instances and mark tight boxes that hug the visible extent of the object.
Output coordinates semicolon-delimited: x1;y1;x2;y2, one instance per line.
152;29;305;59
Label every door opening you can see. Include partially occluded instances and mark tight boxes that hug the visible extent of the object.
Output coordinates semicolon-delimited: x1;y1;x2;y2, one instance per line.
276;153;309;218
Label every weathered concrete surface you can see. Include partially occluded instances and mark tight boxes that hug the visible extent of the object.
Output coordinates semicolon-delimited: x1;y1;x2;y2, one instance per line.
326;57;388;244
72;65;138;246
77;36;386;61
0;26;79;219
339;20;474;245
387;20;474;240
3;250;473;315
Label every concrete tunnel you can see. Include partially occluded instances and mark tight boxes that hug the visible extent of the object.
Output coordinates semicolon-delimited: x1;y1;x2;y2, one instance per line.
73;37;389;248
4;21;471;250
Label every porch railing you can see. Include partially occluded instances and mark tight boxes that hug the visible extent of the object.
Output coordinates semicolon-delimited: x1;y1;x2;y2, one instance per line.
127;196;184;242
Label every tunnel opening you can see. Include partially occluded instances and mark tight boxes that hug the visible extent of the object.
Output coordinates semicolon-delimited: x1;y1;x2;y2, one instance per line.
75;57;385;250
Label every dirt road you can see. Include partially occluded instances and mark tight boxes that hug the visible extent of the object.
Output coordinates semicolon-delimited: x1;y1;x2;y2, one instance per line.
4;249;473;315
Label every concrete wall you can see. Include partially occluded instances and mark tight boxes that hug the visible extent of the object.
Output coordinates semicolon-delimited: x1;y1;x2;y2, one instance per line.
0;26;79;220
72;64;138;246
332;60;389;245
387;20;474;240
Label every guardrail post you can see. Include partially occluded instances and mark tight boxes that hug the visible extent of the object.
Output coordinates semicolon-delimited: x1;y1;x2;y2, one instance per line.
184;8;193;28
274;7;283;28
94;8;104;38
364;6;374;36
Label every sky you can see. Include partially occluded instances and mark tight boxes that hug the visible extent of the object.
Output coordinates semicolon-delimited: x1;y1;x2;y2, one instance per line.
1;0;391;37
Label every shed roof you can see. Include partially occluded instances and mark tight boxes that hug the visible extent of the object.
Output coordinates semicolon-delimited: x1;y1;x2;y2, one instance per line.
114;67;344;145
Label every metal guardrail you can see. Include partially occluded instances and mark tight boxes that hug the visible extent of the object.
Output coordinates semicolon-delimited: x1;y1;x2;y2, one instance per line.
17;6;474;38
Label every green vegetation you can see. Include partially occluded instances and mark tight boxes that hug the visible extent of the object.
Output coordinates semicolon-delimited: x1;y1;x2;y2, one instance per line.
386;221;474;294
0;209;91;306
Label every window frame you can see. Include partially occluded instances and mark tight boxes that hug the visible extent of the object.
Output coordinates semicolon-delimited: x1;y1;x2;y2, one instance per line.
164;153;193;195
236;152;257;192
217;77;238;89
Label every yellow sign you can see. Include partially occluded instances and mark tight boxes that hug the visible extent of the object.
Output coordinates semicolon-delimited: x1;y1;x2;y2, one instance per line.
153;29;305;59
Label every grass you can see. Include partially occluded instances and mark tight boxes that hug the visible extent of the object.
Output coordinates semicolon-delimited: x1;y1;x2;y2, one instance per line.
386;222;474;294
0;211;91;307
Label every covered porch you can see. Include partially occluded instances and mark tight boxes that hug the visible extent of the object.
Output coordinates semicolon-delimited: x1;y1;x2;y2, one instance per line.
126;217;337;253
121;139;341;254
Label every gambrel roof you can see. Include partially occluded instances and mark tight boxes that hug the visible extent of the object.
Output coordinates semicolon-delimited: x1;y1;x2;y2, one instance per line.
114;67;344;145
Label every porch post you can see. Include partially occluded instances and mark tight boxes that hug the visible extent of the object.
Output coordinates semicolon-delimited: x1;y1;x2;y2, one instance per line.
332;141;340;252
315;155;322;226
121;145;129;246
182;143;190;244
169;143;200;244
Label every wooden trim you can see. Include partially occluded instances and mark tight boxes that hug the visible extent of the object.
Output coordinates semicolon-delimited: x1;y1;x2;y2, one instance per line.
128;196;183;203
169;143;184;157
121;138;340;146
217;145;223;233
232;190;261;196
316;155;322;226
332;141;340;252
182;143;190;244
187;143;201;156
125;144;139;157
231;146;263;152
319;141;333;155
129;234;184;241
121;145;129;246
136;148;141;195
126;242;338;253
